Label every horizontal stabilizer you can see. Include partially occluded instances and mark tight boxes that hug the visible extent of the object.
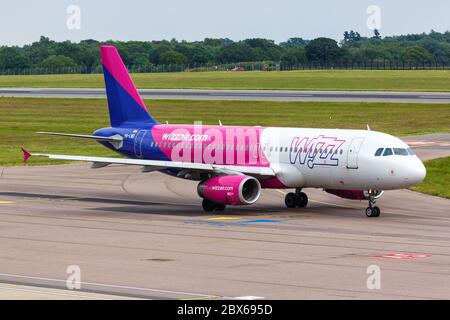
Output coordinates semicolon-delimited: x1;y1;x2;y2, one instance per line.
36;132;123;149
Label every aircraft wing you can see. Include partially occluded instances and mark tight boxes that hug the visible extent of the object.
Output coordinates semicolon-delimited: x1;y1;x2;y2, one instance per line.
21;148;275;177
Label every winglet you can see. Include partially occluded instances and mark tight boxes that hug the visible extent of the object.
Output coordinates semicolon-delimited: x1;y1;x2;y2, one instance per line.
21;147;31;162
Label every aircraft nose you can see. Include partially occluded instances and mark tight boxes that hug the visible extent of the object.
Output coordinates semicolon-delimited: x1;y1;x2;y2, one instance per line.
406;158;426;185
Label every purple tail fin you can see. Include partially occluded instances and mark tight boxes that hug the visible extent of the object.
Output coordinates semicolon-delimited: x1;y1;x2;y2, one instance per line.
100;46;157;127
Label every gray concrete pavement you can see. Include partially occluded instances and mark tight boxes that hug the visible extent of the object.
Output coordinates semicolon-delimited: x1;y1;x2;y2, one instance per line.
0;135;448;299
2;88;450;103
402;134;450;160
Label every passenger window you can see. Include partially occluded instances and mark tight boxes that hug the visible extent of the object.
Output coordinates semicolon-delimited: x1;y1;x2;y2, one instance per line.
383;148;393;156
374;148;384;156
393;148;408;156
339;149;343;155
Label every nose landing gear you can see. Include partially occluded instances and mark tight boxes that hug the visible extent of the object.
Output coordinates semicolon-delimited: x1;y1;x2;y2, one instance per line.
365;196;380;217
285;188;308;208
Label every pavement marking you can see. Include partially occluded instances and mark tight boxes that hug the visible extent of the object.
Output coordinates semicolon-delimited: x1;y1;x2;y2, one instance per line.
180;295;221;300
406;141;450;147
0;201;14;204
207;217;243;221
0;284;110;300
239;219;285;223
406;141;436;146
374;253;432;260
0;273;235;299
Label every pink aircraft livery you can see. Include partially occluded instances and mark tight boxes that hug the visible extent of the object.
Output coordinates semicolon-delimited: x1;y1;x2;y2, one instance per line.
21;46;426;217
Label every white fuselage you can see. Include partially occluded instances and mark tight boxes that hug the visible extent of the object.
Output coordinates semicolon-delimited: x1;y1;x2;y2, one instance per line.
260;127;426;190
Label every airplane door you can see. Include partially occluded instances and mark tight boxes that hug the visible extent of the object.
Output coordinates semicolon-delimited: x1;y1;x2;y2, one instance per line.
134;130;147;158
250;142;260;164
346;138;364;169
264;143;271;161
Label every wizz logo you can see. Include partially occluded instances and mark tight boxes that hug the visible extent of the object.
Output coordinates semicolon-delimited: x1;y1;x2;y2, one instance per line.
289;135;346;169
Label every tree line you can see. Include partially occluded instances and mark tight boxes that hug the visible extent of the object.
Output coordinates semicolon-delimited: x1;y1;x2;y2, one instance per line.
1;30;450;73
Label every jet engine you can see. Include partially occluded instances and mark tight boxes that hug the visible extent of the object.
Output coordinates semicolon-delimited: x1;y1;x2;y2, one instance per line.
325;189;384;200
197;175;261;206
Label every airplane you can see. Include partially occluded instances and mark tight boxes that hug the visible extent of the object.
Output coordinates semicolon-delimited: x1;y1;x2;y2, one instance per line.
21;46;427;218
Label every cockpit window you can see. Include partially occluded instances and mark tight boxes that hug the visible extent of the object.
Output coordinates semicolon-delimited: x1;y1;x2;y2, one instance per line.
383;148;393;156
407;148;415;155
374;148;384;156
393;148;409;156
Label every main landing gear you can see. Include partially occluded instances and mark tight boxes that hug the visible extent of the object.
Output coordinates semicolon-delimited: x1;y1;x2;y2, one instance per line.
202;198;226;212
365;196;381;218
285;188;308;208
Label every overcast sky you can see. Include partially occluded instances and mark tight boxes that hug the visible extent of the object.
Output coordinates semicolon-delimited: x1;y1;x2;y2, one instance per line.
1;0;449;45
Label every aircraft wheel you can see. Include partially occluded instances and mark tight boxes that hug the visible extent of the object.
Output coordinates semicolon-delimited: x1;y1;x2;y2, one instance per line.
296;192;308;208
373;206;381;217
285;192;297;208
365;207;380;218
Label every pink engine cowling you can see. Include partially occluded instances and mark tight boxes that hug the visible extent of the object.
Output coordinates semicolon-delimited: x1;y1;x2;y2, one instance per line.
325;189;384;200
197;175;261;205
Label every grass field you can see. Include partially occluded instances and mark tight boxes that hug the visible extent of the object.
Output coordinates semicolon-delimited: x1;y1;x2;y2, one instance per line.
1;70;450;91
0;97;449;166
411;157;450;199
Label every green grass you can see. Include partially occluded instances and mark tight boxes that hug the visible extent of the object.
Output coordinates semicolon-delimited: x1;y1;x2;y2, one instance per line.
2;70;450;91
411;157;450;199
0;97;449;166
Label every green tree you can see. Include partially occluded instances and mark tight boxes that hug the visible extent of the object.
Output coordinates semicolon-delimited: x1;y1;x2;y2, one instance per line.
0;47;31;69
280;37;308;47
38;55;78;70
373;29;381;40
305;38;342;63
23;36;55;65
280;47;306;65
217;43;254;63
160;51;187;65
402;46;433;62
420;39;450;62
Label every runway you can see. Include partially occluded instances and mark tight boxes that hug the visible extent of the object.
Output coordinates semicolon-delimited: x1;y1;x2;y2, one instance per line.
0;135;449;299
2;88;450;103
